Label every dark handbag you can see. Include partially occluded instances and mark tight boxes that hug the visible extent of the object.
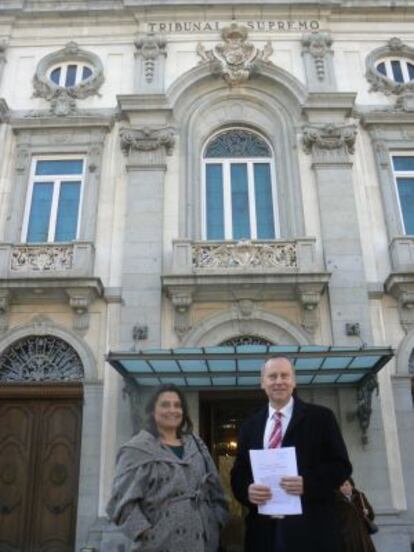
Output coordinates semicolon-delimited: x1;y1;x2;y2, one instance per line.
360;493;379;535
363;516;379;535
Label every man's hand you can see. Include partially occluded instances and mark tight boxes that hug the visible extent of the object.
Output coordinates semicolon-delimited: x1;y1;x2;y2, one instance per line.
280;476;303;496
248;483;272;505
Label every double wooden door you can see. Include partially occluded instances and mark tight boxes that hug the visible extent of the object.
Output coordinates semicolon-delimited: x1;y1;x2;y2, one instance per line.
0;384;82;552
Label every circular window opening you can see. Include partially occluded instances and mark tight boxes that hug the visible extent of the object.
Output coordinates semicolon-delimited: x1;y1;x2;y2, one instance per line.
375;58;414;84
48;62;94;88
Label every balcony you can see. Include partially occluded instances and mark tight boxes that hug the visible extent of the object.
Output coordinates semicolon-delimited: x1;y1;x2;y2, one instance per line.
162;238;330;337
0;242;103;333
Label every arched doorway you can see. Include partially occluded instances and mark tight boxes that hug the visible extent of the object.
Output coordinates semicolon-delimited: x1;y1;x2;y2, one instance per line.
0;335;84;552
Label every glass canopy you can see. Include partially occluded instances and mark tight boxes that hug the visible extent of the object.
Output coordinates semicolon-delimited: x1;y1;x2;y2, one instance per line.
106;345;394;389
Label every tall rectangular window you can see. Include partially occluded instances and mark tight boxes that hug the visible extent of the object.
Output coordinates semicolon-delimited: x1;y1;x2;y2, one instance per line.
392;154;414;235
22;157;85;243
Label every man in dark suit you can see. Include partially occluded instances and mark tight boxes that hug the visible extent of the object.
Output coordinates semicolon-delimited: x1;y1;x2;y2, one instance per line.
231;356;352;552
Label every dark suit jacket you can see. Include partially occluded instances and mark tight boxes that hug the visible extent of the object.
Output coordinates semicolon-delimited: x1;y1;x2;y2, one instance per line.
231;397;352;552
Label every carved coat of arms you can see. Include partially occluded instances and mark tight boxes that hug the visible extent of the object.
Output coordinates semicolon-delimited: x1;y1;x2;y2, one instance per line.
197;23;273;86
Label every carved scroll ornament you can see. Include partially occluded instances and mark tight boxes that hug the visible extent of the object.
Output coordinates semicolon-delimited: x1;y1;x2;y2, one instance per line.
197;23;273;86
301;32;333;81
135;33;167;84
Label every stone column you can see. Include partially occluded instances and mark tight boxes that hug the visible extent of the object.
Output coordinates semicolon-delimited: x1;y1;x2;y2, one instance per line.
303;122;373;344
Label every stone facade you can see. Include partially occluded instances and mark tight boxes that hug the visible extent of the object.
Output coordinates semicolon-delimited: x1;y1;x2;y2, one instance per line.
0;1;413;551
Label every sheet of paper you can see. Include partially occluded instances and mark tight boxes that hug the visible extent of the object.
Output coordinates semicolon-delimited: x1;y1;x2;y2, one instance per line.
249;447;303;516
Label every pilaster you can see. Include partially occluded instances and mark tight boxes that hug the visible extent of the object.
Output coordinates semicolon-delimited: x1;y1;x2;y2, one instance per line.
302;116;372;345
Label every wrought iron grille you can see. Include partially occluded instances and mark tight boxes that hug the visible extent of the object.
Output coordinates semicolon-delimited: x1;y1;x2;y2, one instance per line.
204;129;271;158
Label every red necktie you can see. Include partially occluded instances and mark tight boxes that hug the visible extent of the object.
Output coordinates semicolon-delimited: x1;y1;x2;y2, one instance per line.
268;411;283;449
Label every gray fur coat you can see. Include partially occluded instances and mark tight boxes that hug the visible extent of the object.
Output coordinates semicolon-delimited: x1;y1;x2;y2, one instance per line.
106;430;229;552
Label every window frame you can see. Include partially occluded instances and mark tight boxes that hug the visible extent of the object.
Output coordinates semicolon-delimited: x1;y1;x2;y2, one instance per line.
376;58;414;84
391;151;414;236
48;62;94;88
21;155;86;243
201;128;280;241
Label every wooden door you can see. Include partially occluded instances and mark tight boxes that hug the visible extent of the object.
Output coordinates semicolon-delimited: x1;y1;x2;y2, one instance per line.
0;384;83;552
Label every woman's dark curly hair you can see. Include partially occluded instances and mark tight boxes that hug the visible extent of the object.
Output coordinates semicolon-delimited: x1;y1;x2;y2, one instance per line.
144;384;194;437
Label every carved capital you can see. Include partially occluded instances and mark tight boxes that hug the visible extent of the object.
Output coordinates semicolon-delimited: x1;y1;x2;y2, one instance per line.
66;288;94;333
135;33;167;84
303;123;357;163
120;126;175;157
197;23;273;86
301;32;333;82
170;289;193;339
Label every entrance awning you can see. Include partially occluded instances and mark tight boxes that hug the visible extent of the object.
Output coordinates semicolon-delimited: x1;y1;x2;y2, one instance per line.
106;345;393;389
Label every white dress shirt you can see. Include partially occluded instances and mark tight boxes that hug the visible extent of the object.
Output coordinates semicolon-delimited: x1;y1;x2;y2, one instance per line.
263;397;294;448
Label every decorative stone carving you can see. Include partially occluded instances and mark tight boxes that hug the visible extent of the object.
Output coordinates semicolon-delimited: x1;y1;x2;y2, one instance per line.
303;123;357;163
356;374;379;445
15;145;30;173
236;299;256;319
123;377;144;434
301;32;333;81
196;23;273;86
0;289;10;334
0;40;7;85
0;98;9;123
170;289;193;339
298;287;321;335
66;288;94;333
192;240;297;270
135;33;167;84
385;275;414;333
0;335;84;382
10;245;73;272
120;126;175;157
33;41;104;116
366;37;414;99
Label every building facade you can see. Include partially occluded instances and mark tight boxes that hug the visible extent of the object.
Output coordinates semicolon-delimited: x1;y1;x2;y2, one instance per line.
0;1;413;550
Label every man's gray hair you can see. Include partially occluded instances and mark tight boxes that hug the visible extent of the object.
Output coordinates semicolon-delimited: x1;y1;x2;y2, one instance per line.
261;355;294;376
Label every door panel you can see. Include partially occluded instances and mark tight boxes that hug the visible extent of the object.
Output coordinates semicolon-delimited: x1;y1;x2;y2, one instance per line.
0;387;82;552
0;403;36;552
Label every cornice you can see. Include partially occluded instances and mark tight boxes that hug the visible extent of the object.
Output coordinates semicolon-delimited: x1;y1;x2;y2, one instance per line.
359;109;414;127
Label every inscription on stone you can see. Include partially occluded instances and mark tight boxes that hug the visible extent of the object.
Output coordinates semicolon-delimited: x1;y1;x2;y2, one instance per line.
145;20;320;34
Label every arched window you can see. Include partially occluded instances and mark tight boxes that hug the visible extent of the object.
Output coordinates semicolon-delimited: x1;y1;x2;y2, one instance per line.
202;129;279;240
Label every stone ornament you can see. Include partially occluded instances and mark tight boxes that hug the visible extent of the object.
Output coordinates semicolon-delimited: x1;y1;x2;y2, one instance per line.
301;32;333;81
192;240;297;270
119;126;175;156
302;123;357;155
33;41;104;116
366;37;414;97
0;335;84;382
196;23;273;86
10;244;73;272
134;33;167;84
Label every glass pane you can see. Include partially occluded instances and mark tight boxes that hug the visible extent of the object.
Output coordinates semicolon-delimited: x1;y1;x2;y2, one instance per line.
65;64;78;87
391;60;404;83
27;182;53;242
376;62;386;76
231;163;250;239
206;164;224;239
408;63;414;81
393;156;414;171
397;178;414;234
82;66;93;80
55;181;81;242
205;130;271;158
35;159;83;176
50;67;61;85
254;163;275;239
